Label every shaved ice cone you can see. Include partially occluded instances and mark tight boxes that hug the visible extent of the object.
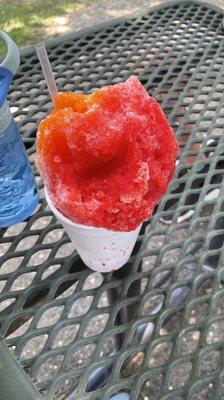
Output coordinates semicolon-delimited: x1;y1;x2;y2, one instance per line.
46;189;141;273
37;77;178;273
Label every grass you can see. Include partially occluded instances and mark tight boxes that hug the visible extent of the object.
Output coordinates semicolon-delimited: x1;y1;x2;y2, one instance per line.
0;0;92;58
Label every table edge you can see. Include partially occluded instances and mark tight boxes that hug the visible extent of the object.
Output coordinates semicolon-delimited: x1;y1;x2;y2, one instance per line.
19;0;224;59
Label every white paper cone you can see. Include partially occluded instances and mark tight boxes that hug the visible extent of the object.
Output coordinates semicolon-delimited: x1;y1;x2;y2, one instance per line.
45;189;141;273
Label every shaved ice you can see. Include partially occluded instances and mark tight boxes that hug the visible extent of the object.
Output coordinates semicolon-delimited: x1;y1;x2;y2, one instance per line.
36;76;178;231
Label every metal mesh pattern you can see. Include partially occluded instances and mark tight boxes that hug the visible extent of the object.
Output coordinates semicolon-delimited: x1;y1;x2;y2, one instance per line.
1;1;224;398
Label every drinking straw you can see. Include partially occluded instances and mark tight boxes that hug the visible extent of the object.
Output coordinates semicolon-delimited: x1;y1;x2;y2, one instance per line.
36;42;58;103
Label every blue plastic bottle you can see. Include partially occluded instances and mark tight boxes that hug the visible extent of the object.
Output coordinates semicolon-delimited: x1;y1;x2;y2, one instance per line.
0;31;38;228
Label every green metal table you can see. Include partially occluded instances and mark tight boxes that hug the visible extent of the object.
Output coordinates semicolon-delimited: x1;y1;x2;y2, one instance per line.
1;0;224;399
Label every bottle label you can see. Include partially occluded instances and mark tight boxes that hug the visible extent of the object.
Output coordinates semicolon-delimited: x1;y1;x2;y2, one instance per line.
0;114;38;226
0;101;12;135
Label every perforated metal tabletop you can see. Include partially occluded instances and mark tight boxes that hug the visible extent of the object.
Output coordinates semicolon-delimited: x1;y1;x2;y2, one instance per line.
1;1;224;399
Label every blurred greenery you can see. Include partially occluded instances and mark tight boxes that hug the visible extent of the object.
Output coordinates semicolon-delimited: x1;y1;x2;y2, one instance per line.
0;0;92;59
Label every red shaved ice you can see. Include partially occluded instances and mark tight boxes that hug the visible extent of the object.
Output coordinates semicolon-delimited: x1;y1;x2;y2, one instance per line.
36;77;178;231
